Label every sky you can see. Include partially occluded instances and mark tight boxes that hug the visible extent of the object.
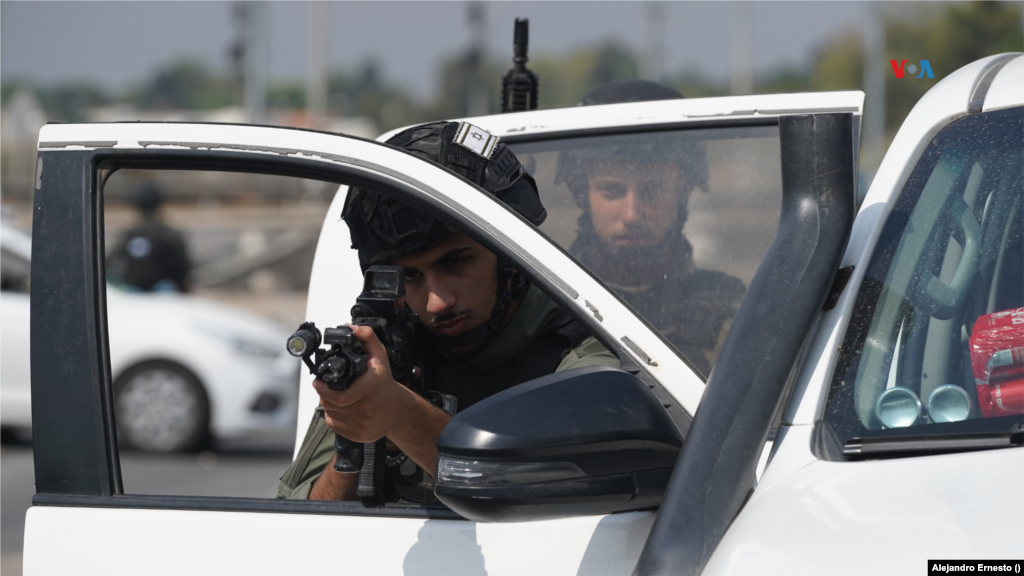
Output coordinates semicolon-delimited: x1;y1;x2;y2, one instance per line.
0;1;881;99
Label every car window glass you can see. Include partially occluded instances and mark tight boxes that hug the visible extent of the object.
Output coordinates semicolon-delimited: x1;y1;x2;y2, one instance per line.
96;166;619;507
825;107;1024;445
509;125;782;378
100;169;330;496
1;247;30;293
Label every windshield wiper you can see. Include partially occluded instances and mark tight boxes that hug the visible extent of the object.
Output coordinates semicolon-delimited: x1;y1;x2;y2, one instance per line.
844;422;1023;456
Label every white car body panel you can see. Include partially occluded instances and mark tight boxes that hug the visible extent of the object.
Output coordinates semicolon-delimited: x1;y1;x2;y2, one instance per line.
706;53;1024;572
704;439;1024;575
25;90;864;576
983;54;1024;112
24;506;653;576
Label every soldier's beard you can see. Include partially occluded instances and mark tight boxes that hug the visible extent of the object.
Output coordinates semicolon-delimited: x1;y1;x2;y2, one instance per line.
570;208;691;288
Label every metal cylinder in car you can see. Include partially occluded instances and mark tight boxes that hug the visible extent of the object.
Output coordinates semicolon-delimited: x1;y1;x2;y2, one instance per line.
875;387;921;428
926;384;971;423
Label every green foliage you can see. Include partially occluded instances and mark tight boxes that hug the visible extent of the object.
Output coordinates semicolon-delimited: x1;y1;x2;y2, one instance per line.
39;83;110;121
328;61;423;131
528;43;641;109
886;1;1023;132
811;31;864;91
756;68;812;94
666;71;728;98
418;53;499;120
757;1;1022;140
267;83;305;109
8;2;1017;137
0;79;110;122
131;59;233;111
351;41;644;131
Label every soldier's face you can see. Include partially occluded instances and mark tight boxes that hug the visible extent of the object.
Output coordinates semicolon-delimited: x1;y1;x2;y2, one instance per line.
586;160;686;248
394;233;498;339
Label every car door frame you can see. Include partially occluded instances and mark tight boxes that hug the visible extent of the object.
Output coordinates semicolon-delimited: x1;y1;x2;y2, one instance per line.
26;121;705;575
27;87;866;574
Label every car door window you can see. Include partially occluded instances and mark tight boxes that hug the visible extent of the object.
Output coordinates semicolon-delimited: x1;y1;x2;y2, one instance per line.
1;247;30;293
98;164;631;507
101;168;329;495
509;125;783;377
824;107;1023;448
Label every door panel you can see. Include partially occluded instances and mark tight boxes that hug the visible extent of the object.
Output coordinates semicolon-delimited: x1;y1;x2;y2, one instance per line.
24;507;654;575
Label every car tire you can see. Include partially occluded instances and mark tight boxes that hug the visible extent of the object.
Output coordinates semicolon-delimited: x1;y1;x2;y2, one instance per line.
113;361;210;453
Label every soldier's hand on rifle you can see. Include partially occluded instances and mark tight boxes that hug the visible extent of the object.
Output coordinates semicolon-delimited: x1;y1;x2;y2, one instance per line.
312;324;450;477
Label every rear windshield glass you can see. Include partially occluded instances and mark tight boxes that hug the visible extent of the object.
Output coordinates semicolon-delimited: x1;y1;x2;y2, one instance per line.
510;125;782;378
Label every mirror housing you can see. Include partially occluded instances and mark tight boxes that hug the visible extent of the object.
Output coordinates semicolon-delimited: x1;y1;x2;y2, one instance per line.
434;366;683;522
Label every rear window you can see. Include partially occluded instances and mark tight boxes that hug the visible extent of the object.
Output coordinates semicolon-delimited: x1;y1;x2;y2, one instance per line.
509;125;782;377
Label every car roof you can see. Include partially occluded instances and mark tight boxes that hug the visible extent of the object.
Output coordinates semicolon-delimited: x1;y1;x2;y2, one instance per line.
982;53;1024;112
379;91;865;142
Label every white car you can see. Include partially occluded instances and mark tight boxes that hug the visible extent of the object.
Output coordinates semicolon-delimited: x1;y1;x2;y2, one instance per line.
1;224;299;452
20;52;1023;575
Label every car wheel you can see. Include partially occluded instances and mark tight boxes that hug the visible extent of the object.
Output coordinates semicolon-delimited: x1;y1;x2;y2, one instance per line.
114;361;210;453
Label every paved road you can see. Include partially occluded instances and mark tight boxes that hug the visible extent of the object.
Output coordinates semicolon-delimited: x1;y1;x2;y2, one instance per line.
1;440;294;576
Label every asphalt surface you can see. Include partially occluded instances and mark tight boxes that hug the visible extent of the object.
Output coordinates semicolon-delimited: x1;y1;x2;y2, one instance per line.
1;439;294;576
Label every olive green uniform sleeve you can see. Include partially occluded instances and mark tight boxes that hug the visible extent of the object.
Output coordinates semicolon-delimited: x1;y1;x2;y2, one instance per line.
555;335;619;372
276;406;335;500
278;336;618;500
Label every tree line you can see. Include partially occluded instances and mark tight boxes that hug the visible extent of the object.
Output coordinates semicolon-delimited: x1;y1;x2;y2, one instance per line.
3;1;1020;139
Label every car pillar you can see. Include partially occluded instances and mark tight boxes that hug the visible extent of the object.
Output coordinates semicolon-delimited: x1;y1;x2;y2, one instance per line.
633;113;857;576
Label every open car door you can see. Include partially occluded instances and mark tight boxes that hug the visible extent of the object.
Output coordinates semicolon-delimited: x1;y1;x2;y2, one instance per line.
26;90;862;576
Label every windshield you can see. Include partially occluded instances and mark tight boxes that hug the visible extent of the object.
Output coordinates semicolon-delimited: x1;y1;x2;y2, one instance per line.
825;107;1023;446
509;125;782;377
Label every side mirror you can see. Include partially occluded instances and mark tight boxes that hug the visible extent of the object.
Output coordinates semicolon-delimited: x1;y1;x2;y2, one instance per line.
434;366;683;522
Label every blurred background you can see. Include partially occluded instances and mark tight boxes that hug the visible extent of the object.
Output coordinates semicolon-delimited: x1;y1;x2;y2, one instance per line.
0;2;1021;573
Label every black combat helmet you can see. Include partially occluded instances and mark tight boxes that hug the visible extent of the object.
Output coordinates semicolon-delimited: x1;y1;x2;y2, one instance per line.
342;120;546;347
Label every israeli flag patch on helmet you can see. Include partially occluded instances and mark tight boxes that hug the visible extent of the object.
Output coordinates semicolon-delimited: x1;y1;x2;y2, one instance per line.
453;122;498;159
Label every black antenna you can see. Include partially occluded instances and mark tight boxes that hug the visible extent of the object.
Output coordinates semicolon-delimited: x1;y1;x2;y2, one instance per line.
500;18;539;113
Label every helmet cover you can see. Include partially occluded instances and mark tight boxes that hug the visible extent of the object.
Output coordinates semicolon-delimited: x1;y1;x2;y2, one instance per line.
343;121;545;270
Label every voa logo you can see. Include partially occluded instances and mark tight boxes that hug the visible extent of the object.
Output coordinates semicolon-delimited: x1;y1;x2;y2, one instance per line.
890;59;935;78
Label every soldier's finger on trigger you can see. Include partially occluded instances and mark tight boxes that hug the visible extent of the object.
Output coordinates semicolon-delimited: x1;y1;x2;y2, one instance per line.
349;324;388;359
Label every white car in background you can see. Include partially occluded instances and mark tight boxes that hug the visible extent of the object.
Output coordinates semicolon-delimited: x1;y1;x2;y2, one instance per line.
1;224;299;452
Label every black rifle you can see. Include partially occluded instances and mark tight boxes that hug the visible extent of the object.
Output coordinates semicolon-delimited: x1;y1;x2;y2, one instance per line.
286;265;418;505
500;18;539;113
